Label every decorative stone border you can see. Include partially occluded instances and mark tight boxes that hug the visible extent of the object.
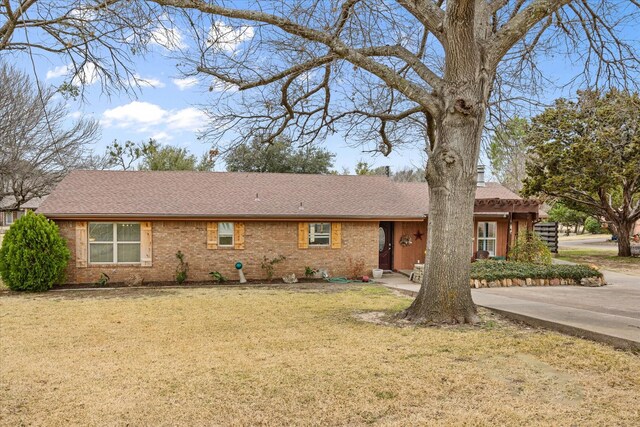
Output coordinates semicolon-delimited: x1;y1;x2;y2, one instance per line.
468;276;605;288
410;265;605;288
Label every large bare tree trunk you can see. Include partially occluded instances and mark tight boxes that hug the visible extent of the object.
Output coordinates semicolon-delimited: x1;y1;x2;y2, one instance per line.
401;104;484;324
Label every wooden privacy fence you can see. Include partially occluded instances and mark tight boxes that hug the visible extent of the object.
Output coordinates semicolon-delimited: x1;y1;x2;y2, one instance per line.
534;222;559;254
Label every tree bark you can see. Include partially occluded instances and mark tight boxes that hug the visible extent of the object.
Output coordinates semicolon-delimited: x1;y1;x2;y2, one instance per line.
613;220;633;257
400;108;483;324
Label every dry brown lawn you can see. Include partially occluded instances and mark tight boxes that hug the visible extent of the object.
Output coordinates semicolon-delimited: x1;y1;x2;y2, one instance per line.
1;285;639;426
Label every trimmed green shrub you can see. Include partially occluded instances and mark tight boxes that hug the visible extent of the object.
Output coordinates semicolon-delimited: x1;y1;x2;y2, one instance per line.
0;212;70;291
471;260;602;282
584;217;606;234
508;230;552;265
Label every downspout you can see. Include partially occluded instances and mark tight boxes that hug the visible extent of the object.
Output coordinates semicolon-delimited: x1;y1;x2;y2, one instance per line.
505;200;514;260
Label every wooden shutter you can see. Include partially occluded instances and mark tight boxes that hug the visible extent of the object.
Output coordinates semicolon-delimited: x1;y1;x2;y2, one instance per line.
207;222;218;249
75;221;88;268
140;222;153;267
298;222;309;249
234;222;245;250
331;223;342;249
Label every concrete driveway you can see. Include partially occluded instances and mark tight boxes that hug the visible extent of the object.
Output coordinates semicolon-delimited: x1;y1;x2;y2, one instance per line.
471;268;640;349
381;267;640;350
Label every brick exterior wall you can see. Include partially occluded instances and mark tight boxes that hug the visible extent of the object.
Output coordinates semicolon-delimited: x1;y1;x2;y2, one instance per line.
56;220;378;284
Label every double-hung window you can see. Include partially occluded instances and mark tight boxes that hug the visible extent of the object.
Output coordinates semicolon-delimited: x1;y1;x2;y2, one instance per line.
4;212;14;225
218;222;234;247
308;223;331;246
477;222;497;256
89;223;141;264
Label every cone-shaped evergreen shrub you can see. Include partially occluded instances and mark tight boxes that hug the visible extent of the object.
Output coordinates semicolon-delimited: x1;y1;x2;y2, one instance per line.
0;212;70;291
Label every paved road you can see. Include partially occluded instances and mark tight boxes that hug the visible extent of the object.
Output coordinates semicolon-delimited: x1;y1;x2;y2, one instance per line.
380;269;640;350
558;236;618;251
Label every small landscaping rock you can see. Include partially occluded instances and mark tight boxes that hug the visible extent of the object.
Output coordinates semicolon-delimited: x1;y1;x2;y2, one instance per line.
580;277;604;287
124;274;143;287
283;273;298;284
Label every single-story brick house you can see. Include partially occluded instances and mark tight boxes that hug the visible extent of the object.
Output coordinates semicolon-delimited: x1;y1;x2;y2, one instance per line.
37;170;539;284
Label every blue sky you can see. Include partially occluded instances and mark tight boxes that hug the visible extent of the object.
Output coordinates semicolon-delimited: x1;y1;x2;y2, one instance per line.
8;4;638;176
31;49;430;173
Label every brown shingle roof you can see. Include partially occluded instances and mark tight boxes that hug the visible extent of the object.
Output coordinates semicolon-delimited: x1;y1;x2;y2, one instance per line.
37;170;527;220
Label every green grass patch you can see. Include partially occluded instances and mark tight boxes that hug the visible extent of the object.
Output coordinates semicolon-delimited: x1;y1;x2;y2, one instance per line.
471;260;602;282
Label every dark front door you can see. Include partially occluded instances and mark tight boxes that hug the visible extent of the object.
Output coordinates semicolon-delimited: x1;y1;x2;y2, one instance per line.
378;222;393;270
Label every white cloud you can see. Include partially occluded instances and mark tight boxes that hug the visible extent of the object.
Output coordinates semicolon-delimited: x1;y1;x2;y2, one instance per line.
173;77;198;90
102;101;166;128
68;111;83;119
132;75;165;88
150;24;187;50
167;107;206;130
209;78;238;93
72;62;99;86
101;101;206;133
46;65;70;80
150;131;172;142
46;63;99;85
207;21;254;53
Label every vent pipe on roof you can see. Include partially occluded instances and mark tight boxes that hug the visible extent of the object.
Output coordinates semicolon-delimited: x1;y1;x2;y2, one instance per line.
477;165;486;187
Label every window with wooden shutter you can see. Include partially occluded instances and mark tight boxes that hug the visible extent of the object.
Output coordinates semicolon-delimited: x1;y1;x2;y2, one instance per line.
331;223;342;249
234;222;245;250
76;221;88;268
140;222;153;266
298;222;309;249
207;222;218;249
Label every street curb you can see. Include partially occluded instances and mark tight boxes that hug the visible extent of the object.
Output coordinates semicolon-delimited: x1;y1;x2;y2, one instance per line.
482;306;639;352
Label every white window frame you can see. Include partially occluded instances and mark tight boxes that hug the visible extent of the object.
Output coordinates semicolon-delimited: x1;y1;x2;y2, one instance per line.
88;222;141;264
308;223;331;246
4;211;14;225
218;222;235;247
477;221;497;257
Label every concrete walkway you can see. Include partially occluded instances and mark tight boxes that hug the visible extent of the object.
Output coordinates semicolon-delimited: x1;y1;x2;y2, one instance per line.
379;269;640;351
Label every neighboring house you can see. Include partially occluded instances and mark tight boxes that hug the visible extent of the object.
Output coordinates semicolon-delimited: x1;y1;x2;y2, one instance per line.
37;170;539;284
0;196;46;227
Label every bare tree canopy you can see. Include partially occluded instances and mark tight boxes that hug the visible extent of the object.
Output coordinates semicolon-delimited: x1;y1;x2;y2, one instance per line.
0;63;100;209
487;117;529;193
3;0;639;323
0;0;169;95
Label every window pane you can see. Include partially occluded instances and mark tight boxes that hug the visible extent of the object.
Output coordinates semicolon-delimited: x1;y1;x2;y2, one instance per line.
311;223;331;234
311;236;331;245
219;222;234;235
219;236;233;246
5;212;13;224
378;227;386;252
309;223;331;245
478;239;496;255
487;222;497;238
89;223;113;242
90;243;114;263
117;243;140;262
477;222;497;238
117;223;140;242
